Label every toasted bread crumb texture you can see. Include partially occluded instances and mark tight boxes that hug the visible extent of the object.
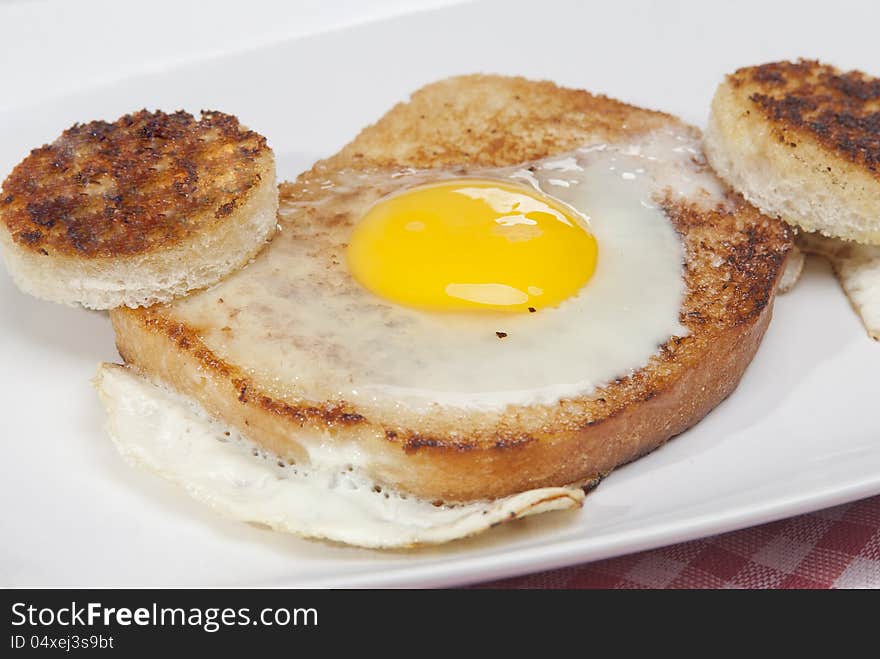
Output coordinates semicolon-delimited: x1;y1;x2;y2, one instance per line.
1;110;268;257
741;61;880;174
114;75;791;501
329;75;675;170
705;60;880;245
0;169;277;309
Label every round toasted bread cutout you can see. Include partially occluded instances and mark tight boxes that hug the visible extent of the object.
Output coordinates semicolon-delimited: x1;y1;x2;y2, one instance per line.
0;110;277;309
705;60;880;246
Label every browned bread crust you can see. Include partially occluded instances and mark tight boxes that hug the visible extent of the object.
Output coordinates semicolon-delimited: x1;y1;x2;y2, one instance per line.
705;60;880;245
327;76;674;170
1;110;267;258
0;109;277;309
733;60;880;177
112;75;791;502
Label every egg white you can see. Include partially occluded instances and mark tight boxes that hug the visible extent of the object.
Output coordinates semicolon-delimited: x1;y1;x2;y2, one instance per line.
95;364;584;548
165;126;725;413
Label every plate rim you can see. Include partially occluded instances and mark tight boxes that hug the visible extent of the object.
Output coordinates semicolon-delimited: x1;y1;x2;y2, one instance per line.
287;476;880;587
2;1;880;589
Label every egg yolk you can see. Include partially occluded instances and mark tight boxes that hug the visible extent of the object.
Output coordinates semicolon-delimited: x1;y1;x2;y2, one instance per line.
347;179;598;312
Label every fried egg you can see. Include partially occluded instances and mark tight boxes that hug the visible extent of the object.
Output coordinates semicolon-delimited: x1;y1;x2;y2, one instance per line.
164;126;724;414
97;126;730;547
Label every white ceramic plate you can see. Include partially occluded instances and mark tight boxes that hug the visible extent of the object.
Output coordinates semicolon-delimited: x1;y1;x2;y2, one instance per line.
3;0;880;588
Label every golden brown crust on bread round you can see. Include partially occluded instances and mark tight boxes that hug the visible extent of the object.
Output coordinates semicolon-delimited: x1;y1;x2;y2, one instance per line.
729;60;880;177
1;110;268;258
705;60;880;245
112;75;791;502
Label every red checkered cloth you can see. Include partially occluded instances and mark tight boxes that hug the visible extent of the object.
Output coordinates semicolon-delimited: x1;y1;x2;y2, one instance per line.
479;494;880;589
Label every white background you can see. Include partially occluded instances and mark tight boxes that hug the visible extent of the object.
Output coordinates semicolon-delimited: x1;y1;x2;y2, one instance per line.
0;0;463;112
1;0;879;587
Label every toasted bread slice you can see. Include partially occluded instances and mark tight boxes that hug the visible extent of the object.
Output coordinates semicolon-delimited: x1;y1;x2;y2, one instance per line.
0;110;277;309
110;75;791;503
705;60;880;246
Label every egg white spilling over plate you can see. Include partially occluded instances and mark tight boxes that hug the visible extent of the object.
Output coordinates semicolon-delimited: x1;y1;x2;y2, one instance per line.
95;364;585;548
